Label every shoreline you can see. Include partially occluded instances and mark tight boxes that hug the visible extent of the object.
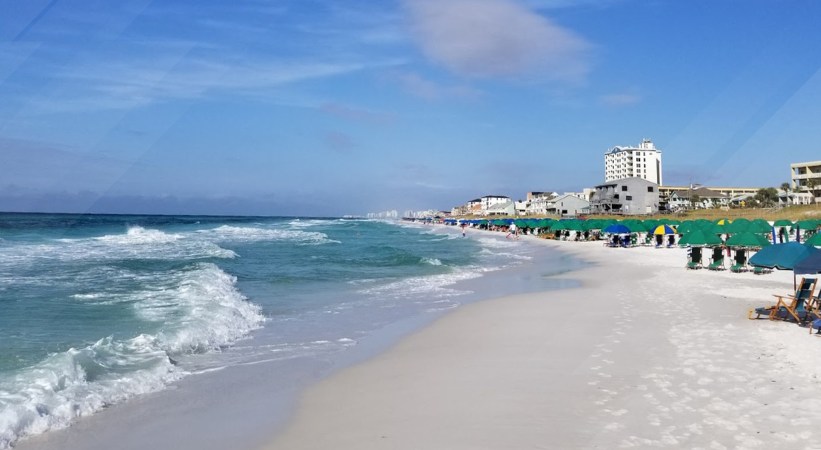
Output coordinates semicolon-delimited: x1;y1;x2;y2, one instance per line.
13;226;580;450
263;235;821;449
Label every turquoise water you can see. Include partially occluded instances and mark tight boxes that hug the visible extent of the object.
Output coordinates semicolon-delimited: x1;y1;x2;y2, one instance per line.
0;213;572;447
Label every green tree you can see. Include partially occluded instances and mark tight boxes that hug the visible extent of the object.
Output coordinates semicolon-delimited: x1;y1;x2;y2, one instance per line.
780;182;791;206
806;178;818;204
755;187;779;207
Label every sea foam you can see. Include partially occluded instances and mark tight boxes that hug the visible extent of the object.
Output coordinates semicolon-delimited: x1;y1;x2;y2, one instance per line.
0;263;263;449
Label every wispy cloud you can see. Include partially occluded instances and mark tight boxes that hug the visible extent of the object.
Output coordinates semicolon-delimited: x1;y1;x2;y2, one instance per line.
599;92;642;107
323;131;356;153
26;54;401;112
320;102;396;124
403;0;591;81
393;72;482;100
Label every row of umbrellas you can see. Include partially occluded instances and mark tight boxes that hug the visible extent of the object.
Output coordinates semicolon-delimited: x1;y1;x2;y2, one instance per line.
444;217;821;233
442;217;821;249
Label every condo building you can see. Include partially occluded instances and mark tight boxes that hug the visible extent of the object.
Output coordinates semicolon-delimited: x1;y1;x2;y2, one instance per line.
604;138;662;185
791;160;821;200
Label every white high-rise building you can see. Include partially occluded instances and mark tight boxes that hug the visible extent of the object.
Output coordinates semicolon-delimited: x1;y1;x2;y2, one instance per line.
604;138;663;185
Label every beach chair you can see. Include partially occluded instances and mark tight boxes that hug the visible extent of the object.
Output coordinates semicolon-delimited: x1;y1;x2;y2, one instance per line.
730;250;748;273
686;247;703;270
707;248;725;271
748;277;818;324
752;266;772;275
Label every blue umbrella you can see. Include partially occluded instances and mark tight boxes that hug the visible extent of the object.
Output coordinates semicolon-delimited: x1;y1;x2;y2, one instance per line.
794;251;821;274
603;223;631;234
749;242;820;270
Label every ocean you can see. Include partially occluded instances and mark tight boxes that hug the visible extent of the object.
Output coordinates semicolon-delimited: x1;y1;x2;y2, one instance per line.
0;213;579;449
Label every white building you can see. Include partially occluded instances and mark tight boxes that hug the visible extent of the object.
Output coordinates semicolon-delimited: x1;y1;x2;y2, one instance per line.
791;160;821;201
460;195;512;216
547;194;590;217
604;138;663;185
524;192;557;216
668;187;729;211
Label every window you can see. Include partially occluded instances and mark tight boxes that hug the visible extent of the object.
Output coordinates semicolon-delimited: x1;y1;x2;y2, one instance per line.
626;196;633;201
621;185;628;191
647;186;654;192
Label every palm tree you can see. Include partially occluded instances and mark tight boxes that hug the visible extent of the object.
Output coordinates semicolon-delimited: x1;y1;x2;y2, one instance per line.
806;178;818;204
780;182;791;206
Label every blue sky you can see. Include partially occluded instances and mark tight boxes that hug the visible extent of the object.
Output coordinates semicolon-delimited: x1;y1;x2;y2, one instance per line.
1;0;819;216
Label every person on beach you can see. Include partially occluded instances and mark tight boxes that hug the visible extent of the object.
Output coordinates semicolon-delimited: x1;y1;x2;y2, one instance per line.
460;222;467;237
506;222;517;239
778;227;785;243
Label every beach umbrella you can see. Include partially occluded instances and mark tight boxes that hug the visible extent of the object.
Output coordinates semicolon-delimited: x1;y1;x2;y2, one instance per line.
748;219;772;234
551;220;572;231
794;252;821;274
678;229;723;247
725;218;751;234
642;219;660;231
715;218;732;225
564;220;585;231
603;223;631;234
774;219;794;228
749;242;820;270
725;232;771;248
797;219;819;230
676;221;695;233
652;225;677;235
622;220;645;233
806;233;821;247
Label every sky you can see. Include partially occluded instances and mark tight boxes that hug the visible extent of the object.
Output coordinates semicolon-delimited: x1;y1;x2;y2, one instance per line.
1;0;820;216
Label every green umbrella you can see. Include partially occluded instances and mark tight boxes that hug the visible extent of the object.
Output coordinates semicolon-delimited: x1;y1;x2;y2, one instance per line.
678;229;723;247
773;219;794;227
749;219;773;233
676;221;695;233
725;232;771;248
621;219;645;233
806;233;821;247
796;219;819;230
699;223;724;236
724;218;751;234
585;219;604;230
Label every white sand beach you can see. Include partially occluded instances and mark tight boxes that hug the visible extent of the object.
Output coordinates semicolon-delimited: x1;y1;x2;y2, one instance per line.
265;235;821;449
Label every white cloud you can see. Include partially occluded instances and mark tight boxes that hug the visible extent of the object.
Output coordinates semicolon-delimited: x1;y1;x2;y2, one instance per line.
404;0;590;81
26;55;403;112
599;92;642;107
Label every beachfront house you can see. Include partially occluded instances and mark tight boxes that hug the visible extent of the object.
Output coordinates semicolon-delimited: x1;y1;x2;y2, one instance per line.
546;194;590;217
525;192;558;215
668;187;729;210
514;200;528;216
589;177;659;215
485;200;515;216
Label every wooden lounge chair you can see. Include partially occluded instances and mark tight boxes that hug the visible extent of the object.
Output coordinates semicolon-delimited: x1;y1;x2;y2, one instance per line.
748;277;818;324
